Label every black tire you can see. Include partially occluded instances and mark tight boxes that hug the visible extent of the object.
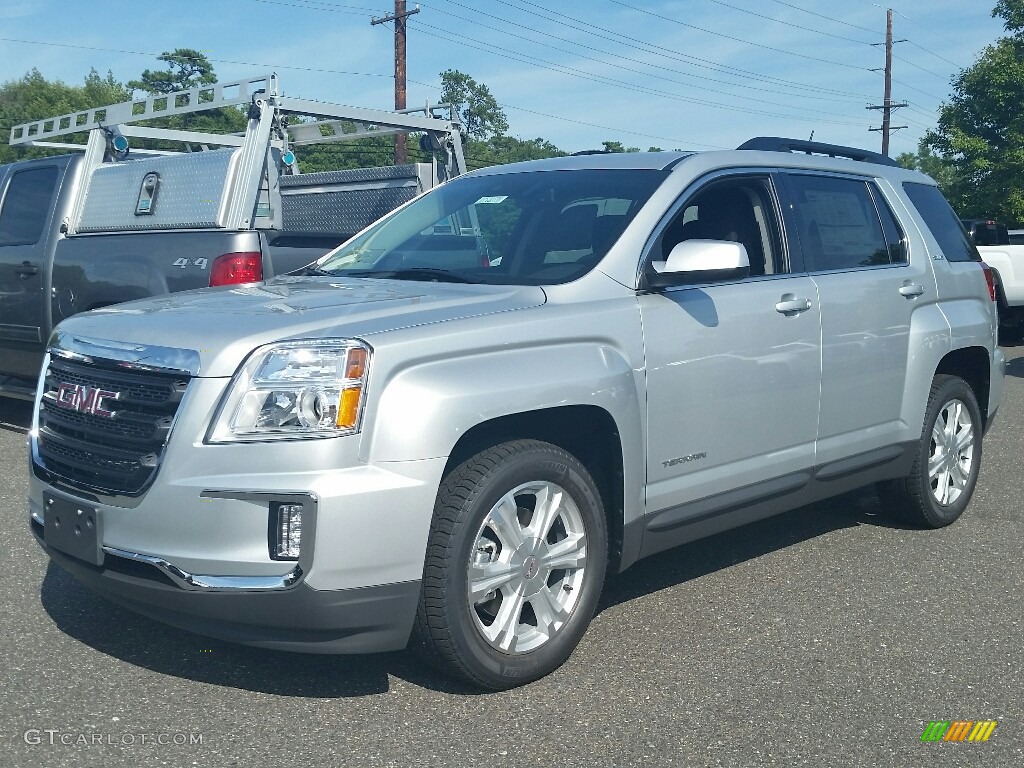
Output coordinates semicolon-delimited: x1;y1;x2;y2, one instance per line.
876;375;983;528
413;440;608;690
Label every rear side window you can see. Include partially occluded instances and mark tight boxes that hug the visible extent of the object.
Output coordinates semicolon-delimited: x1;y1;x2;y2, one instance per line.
903;182;980;262
785;174;900;271
0;166;58;246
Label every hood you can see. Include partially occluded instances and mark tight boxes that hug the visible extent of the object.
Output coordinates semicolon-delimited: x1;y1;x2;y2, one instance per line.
56;276;546;376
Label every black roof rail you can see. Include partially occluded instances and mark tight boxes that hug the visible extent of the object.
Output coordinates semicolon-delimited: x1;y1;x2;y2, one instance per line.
736;137;899;168
570;149;615;156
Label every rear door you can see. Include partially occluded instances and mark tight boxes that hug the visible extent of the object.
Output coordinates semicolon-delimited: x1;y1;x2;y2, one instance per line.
779;171;927;465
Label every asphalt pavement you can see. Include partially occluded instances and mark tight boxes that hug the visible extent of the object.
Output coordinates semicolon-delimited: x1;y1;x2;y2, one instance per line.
1;344;1022;768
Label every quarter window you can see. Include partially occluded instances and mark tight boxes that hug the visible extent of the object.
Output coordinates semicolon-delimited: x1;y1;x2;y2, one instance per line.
903;182;980;262
0;166;58;246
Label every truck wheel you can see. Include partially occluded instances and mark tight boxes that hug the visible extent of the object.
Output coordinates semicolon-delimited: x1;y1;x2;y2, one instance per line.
876;375;982;528
414;440;607;690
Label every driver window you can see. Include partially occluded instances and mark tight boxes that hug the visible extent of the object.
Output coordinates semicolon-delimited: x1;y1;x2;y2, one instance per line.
661;178;785;276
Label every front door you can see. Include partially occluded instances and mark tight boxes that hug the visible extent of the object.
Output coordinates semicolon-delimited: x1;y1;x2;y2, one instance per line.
639;174;821;542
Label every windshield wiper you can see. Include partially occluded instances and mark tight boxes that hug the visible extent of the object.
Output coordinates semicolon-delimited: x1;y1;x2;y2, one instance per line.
356;268;482;284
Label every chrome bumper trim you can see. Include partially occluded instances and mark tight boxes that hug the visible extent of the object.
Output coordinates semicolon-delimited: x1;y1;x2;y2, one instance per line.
102;546;302;592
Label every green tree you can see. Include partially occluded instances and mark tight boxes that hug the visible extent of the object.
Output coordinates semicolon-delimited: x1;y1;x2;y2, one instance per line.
896;140;960;193
439;69;509;141
127;49;247;137
924;1;1024;222
0;68;131;162
128;48;217;94
466;135;564;170
600;140;641;153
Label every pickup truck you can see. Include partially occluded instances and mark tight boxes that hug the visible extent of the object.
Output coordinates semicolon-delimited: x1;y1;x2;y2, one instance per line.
961;218;1024;336
28;137;1003;690
0;73;464;399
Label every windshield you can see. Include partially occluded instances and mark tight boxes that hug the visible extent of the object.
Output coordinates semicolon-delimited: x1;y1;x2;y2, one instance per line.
315;169;667;284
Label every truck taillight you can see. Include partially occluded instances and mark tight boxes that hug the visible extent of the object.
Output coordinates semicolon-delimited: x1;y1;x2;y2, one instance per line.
209;252;263;286
981;262;997;302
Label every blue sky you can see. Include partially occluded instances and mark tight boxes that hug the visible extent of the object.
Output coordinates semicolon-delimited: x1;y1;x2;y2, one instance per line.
0;0;1008;158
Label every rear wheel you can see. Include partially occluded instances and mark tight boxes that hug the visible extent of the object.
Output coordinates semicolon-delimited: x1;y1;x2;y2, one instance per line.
876;375;983;528
414;440;607;690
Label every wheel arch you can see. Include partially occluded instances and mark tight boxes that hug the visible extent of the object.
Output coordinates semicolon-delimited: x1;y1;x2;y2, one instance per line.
442;405;631;574
935;346;991;427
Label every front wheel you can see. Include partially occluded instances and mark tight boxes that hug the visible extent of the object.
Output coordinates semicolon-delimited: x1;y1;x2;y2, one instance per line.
414;440;608;690
876;375;983;528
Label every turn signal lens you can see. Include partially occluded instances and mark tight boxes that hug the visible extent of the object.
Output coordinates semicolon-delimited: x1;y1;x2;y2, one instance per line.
337;387;363;429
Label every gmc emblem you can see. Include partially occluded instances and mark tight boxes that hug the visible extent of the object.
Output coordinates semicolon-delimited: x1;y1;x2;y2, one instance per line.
53;383;120;417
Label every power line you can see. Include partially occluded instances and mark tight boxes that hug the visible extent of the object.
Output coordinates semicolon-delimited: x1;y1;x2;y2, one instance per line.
408;18;872;127
762;0;878;34
891;53;951;81
605;0;867;71
906;41;962;71
758;0;962;79
701;0;874;44
0;36;398;83
491;0;875;99
408;0;868;105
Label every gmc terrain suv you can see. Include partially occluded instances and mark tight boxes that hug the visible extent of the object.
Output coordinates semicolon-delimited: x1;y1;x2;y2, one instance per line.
28;137;1004;689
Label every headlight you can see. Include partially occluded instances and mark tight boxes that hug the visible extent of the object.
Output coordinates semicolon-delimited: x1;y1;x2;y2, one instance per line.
207;340;371;442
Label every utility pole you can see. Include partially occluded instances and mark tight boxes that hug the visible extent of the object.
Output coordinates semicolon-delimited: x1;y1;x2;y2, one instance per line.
372;1;420;164
867;8;908;156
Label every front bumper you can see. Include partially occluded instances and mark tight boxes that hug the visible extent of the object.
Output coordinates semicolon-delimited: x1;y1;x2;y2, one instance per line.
32;518;420;653
28;374;448;653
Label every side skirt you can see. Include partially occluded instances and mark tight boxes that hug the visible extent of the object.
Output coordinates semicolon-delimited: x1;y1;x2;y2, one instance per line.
635;442;917;561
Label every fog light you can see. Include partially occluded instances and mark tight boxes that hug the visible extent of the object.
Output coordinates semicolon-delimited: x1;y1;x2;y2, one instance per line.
271;503;303;560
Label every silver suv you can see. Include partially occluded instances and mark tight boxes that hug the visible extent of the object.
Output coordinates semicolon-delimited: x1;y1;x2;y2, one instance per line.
28;137;1004;689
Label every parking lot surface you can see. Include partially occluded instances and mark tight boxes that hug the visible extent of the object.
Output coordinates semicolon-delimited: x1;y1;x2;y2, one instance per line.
1;345;1022;768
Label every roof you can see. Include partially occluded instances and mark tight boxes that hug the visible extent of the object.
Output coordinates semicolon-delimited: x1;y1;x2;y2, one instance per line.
465;151;695;176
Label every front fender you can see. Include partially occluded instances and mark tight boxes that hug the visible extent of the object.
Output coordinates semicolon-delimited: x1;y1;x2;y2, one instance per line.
364;342;644;466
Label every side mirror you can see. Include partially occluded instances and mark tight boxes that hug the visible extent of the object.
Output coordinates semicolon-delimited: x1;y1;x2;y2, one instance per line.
647;239;750;289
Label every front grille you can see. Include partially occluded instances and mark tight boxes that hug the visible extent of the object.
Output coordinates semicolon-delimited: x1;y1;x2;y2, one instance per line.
35;356;190;495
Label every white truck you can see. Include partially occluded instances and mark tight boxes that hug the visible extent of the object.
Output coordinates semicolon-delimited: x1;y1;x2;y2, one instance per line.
962;218;1024;336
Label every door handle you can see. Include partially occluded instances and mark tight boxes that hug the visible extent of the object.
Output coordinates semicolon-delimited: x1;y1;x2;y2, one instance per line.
15;261;39;278
775;295;812;315
899;282;924;298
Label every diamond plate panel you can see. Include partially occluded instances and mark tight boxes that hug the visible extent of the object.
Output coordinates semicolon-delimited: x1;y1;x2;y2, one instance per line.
279;164;421;188
77;149;240;232
280;165;425;234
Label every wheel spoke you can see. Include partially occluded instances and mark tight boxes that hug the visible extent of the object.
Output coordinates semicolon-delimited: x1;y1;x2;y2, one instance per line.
952;401;965;431
527;484;564;541
948;458;969;490
955;428;974;455
469;560;519;603
528;587;571;639
931;420;946;448
489;588;526;652
928;449;945;477
937;469;952;504
542;532;587;571
487;492;527;551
